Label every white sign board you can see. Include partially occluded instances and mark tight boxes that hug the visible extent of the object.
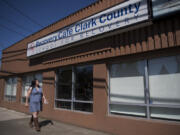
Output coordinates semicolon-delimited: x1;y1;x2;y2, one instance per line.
27;0;149;57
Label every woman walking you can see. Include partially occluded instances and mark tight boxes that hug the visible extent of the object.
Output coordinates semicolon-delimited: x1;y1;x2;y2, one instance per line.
25;79;48;132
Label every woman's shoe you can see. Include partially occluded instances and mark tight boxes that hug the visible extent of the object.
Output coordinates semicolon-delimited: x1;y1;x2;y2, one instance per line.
33;118;40;132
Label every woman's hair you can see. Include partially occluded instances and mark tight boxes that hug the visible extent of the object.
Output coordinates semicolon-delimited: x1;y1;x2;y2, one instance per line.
31;79;40;88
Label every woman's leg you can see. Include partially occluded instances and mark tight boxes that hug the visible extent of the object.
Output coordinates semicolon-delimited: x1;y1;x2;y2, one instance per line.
32;112;38;118
33;112;40;131
29;114;34;128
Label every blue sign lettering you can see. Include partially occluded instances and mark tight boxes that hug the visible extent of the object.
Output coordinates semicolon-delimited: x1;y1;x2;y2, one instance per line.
32;2;142;48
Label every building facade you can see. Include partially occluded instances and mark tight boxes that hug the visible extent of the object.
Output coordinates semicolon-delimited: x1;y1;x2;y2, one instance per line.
0;0;180;135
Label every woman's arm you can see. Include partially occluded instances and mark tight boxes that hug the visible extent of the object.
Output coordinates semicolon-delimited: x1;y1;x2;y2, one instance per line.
25;87;32;106
42;89;48;104
43;95;48;103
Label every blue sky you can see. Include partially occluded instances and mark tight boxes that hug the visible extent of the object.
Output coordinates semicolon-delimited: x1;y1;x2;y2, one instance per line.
0;0;97;62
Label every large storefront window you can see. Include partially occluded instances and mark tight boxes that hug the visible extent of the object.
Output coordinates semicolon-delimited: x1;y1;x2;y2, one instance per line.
55;65;93;112
109;60;146;116
4;77;17;102
21;73;42;103
149;56;180;120
56;68;72;109
109;55;180;121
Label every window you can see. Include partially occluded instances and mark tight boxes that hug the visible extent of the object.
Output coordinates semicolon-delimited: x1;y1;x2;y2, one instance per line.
109;55;180;121
55;68;72;109
149;56;180;120
109;60;146;116
4;77;17;102
55;65;93;112
21;73;42;103
74;66;93;112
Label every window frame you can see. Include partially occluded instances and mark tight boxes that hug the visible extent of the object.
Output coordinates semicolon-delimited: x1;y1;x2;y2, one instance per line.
54;65;93;113
108;57;180;121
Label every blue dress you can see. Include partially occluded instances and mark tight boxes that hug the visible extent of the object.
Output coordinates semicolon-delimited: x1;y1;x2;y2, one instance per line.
29;87;43;112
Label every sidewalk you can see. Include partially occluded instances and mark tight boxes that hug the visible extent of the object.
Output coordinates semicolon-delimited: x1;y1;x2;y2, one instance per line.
0;107;111;135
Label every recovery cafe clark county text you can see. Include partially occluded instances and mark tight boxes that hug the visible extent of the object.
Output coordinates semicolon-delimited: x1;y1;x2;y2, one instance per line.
36;2;141;46
27;0;148;57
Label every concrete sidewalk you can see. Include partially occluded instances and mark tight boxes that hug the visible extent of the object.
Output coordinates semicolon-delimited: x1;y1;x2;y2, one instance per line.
0;107;112;135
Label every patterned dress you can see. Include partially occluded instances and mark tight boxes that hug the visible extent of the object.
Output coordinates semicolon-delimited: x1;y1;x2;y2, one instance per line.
29;87;43;112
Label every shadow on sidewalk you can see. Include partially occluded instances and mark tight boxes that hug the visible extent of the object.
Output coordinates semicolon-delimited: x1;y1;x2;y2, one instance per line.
39;120;54;127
